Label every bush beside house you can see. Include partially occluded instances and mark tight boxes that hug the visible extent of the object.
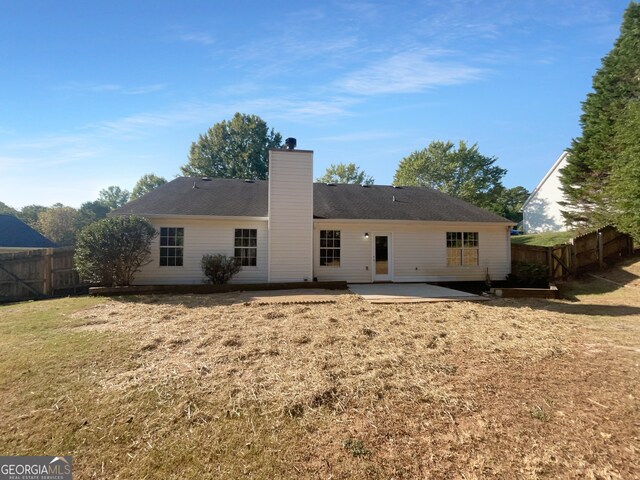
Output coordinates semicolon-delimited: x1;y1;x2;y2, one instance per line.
75;216;157;287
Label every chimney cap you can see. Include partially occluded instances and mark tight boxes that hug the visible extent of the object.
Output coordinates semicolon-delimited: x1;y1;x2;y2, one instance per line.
284;137;297;150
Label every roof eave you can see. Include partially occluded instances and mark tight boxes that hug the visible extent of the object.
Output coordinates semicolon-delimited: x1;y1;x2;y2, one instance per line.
312;218;513;225
109;212;269;221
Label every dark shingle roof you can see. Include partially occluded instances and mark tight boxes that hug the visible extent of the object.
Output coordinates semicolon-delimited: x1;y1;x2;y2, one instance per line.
111;177;511;223
0;215;58;248
112;177;269;217
314;184;511;222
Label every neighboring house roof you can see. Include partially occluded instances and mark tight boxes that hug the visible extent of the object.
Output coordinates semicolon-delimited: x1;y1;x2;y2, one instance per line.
522;151;570;209
112;177;511;224
0;214;58;248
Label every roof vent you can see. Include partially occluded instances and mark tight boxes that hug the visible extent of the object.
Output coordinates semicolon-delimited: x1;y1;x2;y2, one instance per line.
244;179;254;183
326;182;336;186
361;184;370;188
285;137;297;150
201;177;211;181
393;185;402;189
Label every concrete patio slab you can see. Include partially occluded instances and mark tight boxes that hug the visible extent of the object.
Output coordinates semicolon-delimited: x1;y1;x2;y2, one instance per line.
348;283;488;303
232;288;351;305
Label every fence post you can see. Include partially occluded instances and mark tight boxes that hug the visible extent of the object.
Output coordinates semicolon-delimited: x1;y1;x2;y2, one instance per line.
43;248;53;295
598;231;604;268
546;247;553;280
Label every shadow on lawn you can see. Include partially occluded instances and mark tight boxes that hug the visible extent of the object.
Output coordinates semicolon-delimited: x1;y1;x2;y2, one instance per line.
490;297;640;317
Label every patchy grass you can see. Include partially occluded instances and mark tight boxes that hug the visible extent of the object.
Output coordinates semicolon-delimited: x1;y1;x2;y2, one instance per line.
560;253;640;301
511;231;575;246
1;284;639;479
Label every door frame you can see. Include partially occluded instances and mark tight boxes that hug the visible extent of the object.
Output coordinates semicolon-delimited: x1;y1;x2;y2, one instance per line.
371;232;393;282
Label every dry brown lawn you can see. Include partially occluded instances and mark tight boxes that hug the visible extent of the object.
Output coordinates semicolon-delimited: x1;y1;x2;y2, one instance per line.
1;263;639;479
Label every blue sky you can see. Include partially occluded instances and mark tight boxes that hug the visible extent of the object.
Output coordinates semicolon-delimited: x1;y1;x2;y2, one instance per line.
0;0;631;208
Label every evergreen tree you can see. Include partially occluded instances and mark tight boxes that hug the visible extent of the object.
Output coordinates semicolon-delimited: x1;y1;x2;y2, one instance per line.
561;2;640;230
609;101;640;238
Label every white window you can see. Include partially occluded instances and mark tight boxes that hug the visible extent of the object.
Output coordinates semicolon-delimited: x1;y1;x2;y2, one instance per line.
160;227;184;266
235;229;257;266
446;232;478;266
320;230;341;267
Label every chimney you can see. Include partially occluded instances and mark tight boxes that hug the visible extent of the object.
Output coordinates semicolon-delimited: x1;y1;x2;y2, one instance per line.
284;137;297;150
267;141;313;282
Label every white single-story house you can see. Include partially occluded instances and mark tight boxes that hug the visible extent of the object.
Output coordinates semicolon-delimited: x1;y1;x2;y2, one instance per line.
0;214;58;253
112;142;513;285
522;151;571;233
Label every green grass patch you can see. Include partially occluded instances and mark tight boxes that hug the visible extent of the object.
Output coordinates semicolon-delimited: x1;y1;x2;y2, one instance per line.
511;231;575;246
0;297;135;464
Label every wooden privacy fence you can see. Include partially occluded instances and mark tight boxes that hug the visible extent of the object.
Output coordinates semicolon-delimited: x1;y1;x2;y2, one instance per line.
0;247;86;301
512;226;634;281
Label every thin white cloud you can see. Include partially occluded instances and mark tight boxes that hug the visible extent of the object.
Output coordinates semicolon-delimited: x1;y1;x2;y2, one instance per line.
6;134;91;151
0;155;24;173
0;94;357;184
337;51;486;95
91;96;356;138
92;103;217;138
85;83;122;92
315;130;402;142
231;35;359;76
122;84;167;95
59;82;167;95
171;31;214;45
334;1;381;21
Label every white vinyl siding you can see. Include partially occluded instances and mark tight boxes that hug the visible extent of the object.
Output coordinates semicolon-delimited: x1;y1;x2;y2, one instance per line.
313;221;511;283
268;149;313;282
522;152;570;233
133;218;268;285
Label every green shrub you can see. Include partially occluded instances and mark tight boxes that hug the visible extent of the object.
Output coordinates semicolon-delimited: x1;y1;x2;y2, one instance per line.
75;216;157;287
201;254;241;284
508;262;549;287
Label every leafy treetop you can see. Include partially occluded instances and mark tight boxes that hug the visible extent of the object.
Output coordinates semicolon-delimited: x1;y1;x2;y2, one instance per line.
316;162;374;185
393;140;508;212
181;113;282;180
131;173;167;200
98;186;130;210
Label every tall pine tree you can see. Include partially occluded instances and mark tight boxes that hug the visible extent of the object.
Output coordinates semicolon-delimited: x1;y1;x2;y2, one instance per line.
561;2;640;232
610;101;640;238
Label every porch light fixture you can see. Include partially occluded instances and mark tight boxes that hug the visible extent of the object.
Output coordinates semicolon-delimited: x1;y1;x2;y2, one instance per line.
365;232;369;239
